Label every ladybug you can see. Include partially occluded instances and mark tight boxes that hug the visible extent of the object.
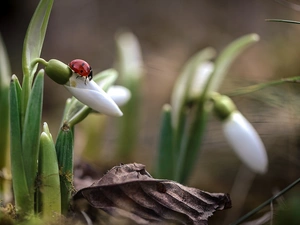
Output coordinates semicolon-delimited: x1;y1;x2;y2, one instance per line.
68;59;93;84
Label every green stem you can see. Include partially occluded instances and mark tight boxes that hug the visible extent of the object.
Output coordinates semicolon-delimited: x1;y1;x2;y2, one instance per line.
66;106;92;128
226;76;300;96
30;58;48;69
231;177;300;225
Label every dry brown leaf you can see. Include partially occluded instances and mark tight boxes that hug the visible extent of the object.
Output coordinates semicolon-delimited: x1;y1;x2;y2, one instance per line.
73;163;231;225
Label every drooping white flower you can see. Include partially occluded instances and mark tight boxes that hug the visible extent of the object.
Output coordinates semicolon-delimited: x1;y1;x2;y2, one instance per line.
223;111;268;174
64;74;123;117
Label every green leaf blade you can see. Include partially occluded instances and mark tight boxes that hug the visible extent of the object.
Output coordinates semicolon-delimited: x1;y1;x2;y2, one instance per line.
21;0;53;128
38;129;61;218
22;0;53;78
155;104;174;179
22;70;44;204
10;76;31;216
55;127;74;215
177;104;209;184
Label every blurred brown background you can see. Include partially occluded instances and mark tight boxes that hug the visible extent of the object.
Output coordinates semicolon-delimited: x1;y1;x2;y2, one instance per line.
1;0;300;224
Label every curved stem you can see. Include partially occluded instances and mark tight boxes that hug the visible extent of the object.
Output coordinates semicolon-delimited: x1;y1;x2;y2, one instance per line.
30;57;48;69
66;106;91;128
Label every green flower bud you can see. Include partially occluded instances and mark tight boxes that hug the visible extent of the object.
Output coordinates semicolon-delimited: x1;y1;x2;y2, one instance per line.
45;59;72;85
212;94;237;120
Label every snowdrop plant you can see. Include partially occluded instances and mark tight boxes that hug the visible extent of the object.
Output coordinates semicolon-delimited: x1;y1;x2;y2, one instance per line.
156;33;268;183
0;0;131;220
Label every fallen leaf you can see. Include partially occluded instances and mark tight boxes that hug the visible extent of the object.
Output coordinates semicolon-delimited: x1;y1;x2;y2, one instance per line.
73;163;231;225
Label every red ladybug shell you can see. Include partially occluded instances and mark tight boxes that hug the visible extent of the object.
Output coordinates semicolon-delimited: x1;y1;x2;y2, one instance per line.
68;59;93;81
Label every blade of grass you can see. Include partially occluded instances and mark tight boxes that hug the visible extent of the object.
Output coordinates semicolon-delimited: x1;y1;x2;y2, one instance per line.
231;177;300;225
155;104;174;179
38;124;61;219
21;0;53;128
55;125;74;215
10;75;31;216
265;19;300;24
22;70;44;210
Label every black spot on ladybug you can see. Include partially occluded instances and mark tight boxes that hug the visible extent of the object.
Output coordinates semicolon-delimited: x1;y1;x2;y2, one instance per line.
80;70;83;73
81;63;85;67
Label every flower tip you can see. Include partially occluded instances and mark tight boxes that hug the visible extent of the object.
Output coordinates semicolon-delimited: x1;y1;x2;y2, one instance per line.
115;110;123;117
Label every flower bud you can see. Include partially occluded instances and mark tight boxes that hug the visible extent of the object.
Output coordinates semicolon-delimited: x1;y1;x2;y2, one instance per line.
212;94;236;120
45;59;72;85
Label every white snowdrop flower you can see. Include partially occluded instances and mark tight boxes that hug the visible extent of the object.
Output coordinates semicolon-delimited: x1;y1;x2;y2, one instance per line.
107;85;131;107
64;74;123;117
223;111;268;174
188;61;214;100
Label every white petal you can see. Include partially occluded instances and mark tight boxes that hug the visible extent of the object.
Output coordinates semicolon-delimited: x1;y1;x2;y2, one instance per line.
223;112;268;174
107;86;131;106
188;61;214;99
65;75;123;117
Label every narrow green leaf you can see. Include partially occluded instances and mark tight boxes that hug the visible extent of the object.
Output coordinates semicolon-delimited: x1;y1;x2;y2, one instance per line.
38;127;61;219
21;0;53;129
22;0;53;78
155;104;174;179
176;103;209;183
0;33;11;203
55;126;74;215
10;76;31;216
22;70;44;206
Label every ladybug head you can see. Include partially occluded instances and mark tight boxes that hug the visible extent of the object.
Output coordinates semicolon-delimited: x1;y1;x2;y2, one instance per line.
88;69;93;81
